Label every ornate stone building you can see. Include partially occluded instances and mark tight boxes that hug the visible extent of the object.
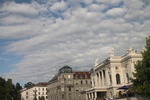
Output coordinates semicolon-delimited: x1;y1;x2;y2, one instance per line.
86;48;142;100
47;65;91;100
21;82;48;100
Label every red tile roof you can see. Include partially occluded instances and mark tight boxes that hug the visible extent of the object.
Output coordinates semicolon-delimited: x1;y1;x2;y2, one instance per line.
34;82;48;87
73;71;90;79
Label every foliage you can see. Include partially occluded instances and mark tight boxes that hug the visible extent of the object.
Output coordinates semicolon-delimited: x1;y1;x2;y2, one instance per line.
0;77;22;100
14;83;22;100
131;36;150;98
33;96;38;100
39;96;45;100
24;82;35;88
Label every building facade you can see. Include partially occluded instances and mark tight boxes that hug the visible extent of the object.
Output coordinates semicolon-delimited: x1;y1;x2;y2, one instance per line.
47;65;91;100
21;82;48;100
86;48;142;100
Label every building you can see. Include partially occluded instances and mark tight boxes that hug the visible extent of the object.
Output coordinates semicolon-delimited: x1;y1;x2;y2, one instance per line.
47;65;91;100
86;48;142;100
21;82;48;100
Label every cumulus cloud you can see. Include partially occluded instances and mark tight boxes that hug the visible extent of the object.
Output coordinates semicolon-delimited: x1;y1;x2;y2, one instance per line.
1;2;39;16
106;8;125;17
50;1;67;12
0;0;149;83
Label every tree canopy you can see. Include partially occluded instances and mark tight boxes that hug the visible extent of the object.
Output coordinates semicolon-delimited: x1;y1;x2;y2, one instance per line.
24;82;35;88
131;36;150;98
0;77;22;100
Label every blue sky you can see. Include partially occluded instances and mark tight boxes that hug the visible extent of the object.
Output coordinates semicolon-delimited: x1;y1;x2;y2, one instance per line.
0;0;150;85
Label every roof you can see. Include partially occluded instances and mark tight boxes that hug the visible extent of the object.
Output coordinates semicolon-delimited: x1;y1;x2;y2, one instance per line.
20;82;48;92
73;71;90;79
60;65;72;69
34;82;48;87
49;75;58;83
59;65;73;74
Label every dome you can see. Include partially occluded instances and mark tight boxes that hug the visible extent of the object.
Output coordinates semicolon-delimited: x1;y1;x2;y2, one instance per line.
59;65;73;74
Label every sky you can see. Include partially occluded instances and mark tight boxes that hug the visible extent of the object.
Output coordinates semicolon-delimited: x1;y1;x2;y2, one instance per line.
0;0;150;85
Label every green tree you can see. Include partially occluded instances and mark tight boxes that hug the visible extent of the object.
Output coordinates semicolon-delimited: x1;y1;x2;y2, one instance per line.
24;82;34;88
0;77;6;100
5;79;15;100
39;96;45;100
0;77;22;100
14;83;22;100
131;36;150;98
33;96;38;100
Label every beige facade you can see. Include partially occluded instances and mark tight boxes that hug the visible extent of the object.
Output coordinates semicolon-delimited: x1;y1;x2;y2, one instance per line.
47;66;91;100
21;82;48;100
86;48;142;100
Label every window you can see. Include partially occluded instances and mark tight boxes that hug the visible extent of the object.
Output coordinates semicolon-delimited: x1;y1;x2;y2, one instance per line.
126;73;129;83
39;92;40;95
86;80;88;84
62;94;64;99
43;88;44;91
109;74;112;85
81;80;83;84
68;86;71;91
116;74;121;84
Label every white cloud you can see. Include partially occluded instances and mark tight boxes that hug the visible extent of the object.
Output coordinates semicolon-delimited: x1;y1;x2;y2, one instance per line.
1;2;39;16
0;0;150;83
106;8;125;17
88;4;107;12
50;1;67;12
95;0;122;5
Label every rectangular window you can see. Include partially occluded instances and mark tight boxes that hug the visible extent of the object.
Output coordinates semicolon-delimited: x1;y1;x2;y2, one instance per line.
62;94;64;99
81;80;83;84
68;87;71;91
86;80;88;84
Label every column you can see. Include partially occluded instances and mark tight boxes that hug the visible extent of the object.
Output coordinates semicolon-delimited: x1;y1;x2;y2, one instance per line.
105;69;109;86
101;71;104;87
86;93;88;100
97;73;99;87
92;75;94;87
103;70;106;87
95;74;98;87
94;92;97;100
91;92;93;99
98;72;101;87
98;72;102;87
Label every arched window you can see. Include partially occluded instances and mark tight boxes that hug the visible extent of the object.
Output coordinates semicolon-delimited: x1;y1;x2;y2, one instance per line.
116;74;121;84
109;74;112;85
81;80;83;84
86;80;88;84
126;73;129;83
62;94;64;99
